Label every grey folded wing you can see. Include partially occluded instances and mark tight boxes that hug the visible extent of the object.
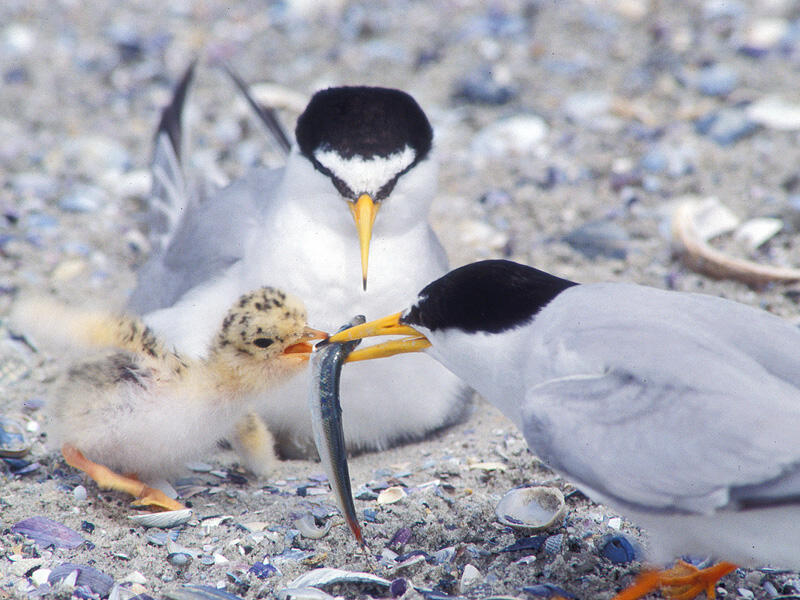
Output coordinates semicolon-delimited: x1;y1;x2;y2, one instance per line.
521;306;800;515
128;167;283;313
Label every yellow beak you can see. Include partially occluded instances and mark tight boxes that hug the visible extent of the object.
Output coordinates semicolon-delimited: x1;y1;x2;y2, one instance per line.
326;312;431;362
348;194;379;291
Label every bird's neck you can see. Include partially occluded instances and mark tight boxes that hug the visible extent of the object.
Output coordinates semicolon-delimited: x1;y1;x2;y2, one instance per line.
203;350;300;397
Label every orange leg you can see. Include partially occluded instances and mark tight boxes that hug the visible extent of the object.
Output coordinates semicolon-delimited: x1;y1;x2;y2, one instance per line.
612;561;737;600
62;444;185;512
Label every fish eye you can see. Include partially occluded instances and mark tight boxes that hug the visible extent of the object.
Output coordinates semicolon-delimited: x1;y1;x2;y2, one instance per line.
253;338;273;348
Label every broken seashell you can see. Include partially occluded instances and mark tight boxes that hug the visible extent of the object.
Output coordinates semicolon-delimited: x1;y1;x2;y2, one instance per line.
377;486;407;505
734;217;783;251
287;567;391;590
295;512;331;540
164;584;246;599
128;508;192;529
495;486;566;531
672;200;800;287
48;563;113;596
467;461;507;472
276;588;335;600
0;416;31;458
11;516;85;548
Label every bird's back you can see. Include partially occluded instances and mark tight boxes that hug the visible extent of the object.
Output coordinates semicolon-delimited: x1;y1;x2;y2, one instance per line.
518;283;800;520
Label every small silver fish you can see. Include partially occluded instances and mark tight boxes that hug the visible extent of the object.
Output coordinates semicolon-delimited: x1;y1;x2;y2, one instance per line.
309;315;366;547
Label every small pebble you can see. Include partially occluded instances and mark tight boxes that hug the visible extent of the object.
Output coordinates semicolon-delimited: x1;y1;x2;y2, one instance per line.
695;109;759;146
452;66;516;105
390;578;407;597
695;63;739;97
73;485;87;503
168;552;192;567
562;91;612;123
459;564;482;593
747;96;800;131
563;220;629;260
30;568;51;587
471;115;548;160
121;571;147;585
2;23;36;55
599;534;637;564
500;536;546;553
740;18;788;56
185;461;213;473
523;583;576;598
249;562;279;579
59;184;105;213
10;557;43;577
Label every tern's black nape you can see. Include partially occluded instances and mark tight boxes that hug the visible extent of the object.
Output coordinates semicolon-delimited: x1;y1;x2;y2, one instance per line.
295;86;433;162
403;259;578;334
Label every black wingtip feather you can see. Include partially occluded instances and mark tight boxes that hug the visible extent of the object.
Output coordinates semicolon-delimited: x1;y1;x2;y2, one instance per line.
224;64;293;155
156;60;197;162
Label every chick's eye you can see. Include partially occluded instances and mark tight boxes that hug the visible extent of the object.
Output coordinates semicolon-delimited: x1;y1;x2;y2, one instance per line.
253;338;273;348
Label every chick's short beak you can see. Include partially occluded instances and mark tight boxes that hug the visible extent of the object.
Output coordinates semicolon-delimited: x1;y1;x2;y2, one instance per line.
349;194;379;291
326;312;431;362
283;326;329;357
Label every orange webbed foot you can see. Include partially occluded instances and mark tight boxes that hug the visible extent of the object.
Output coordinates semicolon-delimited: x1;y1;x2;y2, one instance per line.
61;443;186;512
612;560;737;600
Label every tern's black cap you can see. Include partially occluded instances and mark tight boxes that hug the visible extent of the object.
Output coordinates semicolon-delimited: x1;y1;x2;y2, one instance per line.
403;260;578;334
295;86;433;161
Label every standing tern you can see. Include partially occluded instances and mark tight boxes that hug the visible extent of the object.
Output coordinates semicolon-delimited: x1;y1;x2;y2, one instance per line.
129;65;466;461
327;259;800;600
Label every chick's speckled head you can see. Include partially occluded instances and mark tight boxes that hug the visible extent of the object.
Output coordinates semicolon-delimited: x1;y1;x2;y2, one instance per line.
216;287;310;358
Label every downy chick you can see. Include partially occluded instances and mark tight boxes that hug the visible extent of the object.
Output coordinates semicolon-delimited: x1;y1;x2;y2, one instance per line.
14;287;325;510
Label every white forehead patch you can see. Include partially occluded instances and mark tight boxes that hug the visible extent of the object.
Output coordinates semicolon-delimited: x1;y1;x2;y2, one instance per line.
314;145;416;197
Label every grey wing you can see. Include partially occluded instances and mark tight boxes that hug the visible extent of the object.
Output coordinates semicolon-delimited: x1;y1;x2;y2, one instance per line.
145;62;195;253
427;224;450;270
128;167;283;313
521;320;800;515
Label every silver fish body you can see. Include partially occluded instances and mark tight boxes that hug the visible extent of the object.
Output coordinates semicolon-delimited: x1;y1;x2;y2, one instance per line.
309;315;365;546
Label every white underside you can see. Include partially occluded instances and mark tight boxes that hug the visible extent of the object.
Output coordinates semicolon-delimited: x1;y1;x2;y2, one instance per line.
631;506;800;568
49;378;252;480
143;174;464;458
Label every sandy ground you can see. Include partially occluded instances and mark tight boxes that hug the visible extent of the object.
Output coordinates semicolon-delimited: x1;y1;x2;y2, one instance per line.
3;1;800;598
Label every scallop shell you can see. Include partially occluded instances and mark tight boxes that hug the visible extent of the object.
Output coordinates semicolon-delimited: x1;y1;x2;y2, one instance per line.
0;416;31;458
495;486;566;531
128;508;192;528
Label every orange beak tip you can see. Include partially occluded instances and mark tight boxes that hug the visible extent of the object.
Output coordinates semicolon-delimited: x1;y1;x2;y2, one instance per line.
282;342;312;355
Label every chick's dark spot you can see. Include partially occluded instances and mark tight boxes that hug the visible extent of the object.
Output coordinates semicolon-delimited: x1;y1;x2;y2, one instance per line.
253;338;274;348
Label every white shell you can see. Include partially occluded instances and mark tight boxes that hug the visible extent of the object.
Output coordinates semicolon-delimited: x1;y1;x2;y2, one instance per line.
295;513;331;540
495;486;566;531
287;568;391;589
377;486;407;505
128;508;192;528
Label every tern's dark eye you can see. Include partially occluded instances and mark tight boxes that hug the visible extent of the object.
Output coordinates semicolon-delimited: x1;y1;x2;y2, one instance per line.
253;338;274;348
